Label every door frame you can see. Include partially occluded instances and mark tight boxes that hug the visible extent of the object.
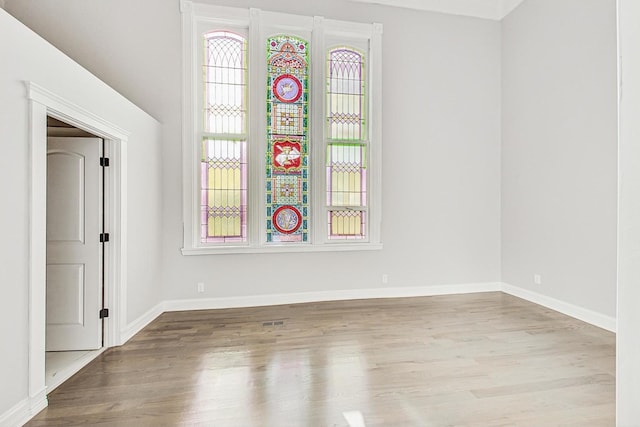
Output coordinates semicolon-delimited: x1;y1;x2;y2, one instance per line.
27;82;129;402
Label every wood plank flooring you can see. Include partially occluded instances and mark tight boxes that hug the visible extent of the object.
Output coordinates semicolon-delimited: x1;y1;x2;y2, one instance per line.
26;292;615;426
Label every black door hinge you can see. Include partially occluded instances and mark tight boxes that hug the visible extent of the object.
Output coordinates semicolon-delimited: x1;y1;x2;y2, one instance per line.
100;233;110;243
100;157;110;167
99;308;109;319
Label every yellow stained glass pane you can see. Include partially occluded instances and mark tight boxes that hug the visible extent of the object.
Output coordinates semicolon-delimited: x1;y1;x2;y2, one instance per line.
207;215;241;238
327;144;366;207
330;211;364;238
201;139;246;242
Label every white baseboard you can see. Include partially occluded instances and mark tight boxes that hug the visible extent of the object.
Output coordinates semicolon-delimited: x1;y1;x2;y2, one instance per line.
120;302;165;344
122;283;501;344
163;282;503;312
501;282;616;332
164;282;616;333
116;281;617;346
121;283;501;344
0;389;47;427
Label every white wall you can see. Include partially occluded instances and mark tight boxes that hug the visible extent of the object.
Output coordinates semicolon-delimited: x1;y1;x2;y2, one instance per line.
501;0;618;317
617;0;640;423
0;8;163;418
5;0;502;302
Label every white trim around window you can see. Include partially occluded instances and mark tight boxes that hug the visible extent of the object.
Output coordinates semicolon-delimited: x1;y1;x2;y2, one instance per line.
180;1;383;255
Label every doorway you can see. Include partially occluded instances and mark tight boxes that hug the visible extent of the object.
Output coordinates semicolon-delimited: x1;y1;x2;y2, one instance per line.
27;81;128;407
45;117;107;391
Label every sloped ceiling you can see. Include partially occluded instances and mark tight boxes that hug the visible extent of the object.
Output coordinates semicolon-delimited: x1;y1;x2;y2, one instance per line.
347;0;525;20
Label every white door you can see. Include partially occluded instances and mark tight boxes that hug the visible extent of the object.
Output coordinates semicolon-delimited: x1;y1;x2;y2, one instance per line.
46;137;103;351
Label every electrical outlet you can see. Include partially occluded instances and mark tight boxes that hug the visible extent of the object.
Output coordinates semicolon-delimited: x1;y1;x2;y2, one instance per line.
382;274;389;284
533;274;542;285
197;282;205;293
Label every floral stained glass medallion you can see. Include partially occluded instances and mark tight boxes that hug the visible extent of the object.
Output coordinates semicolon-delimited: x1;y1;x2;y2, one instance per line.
266;35;309;243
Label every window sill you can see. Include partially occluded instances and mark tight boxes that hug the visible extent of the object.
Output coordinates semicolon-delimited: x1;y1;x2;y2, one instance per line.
181;242;383;256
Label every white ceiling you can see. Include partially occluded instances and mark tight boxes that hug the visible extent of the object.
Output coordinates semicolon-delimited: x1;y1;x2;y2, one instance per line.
347;0;525;20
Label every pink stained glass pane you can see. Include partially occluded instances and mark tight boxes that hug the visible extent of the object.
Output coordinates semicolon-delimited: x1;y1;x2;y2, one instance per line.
328;210;366;240
201;139;247;243
327;48;365;140
204;31;247;134
326;144;367;207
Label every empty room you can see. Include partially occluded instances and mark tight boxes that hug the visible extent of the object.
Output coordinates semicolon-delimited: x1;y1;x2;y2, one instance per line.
1;0;640;425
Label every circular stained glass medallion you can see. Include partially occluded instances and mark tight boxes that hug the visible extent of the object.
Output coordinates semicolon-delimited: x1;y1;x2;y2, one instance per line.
273;74;302;103
272;205;302;234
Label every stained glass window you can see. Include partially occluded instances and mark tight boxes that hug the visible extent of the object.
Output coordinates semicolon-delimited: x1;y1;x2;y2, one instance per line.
201;31;248;243
327;48;367;240
327;48;365;140
266;35;309;243
183;5;382;252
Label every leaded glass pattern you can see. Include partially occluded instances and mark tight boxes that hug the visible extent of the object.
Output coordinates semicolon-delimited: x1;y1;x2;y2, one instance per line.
201;31;248;243
328;211;366;239
326;47;367;240
201;139;247;242
204;32;247;134
327;144;367;240
327;48;365;140
326;144;367;207
266;35;309;243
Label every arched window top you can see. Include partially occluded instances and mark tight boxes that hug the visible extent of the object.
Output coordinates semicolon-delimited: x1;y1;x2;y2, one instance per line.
204;31;246;74
205;30;245;41
328;47;364;82
327;46;366;141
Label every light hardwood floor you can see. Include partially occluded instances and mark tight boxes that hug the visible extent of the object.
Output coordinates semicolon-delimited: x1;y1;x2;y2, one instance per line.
27;292;615;426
